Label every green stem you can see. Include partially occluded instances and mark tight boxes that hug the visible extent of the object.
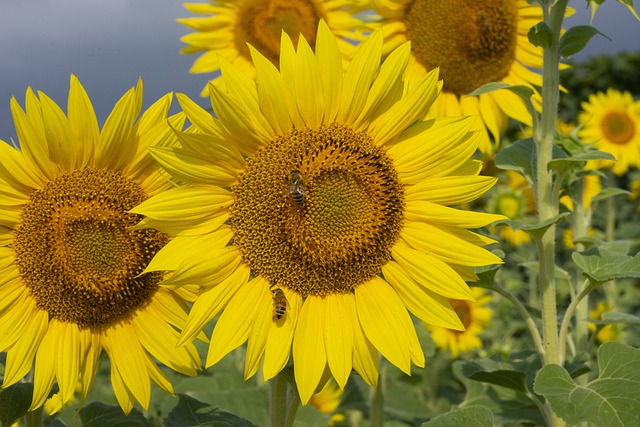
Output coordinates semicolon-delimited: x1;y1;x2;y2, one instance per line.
270;374;289;427
571;183;591;368
605;171;616;242
490;285;544;357
559;279;598;364
536;0;566;367
370;367;384;427
24;407;44;427
536;1;568;425
283;391;301;427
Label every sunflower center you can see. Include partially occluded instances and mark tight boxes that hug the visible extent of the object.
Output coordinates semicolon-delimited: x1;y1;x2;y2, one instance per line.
13;168;167;329
451;299;473;330
234;0;324;66
231;123;404;297
601;111;635;145
496;193;522;219
405;0;518;95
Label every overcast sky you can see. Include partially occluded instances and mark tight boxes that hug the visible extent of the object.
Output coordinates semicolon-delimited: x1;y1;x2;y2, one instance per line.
1;0;639;143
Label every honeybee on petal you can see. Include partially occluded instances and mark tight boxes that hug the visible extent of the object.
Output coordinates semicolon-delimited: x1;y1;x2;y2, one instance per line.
287;170;306;205
271;287;288;321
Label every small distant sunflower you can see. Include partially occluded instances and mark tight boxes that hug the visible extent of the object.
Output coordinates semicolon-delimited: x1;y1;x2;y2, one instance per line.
309;379;345;425
134;22;504;403
370;0;549;153
428;287;492;358
588;302;620;343
579;88;640;175
0;76;201;414
178;0;369;96
489;171;536;246
562;226;595;250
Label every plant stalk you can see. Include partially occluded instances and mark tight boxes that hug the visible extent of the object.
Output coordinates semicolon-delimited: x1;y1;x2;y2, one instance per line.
536;1;569;425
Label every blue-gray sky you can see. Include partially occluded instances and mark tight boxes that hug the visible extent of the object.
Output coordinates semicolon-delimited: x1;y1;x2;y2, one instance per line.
1;0;639;143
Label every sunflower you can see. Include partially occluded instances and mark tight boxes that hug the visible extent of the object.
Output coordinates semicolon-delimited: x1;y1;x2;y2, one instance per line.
488;171;536;246
309;379;345;425
427;287;492;358
588;302;620;343
177;0;369;96
578;88;640;175
133;22;504;403
0;76;201;414
370;0;549;153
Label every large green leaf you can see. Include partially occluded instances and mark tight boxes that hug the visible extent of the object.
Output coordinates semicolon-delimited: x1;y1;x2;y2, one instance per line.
460;351;541;394
79;402;149;427
572;247;640;284
494;138;566;185
163;394;257;427
534;342;640;427
421;405;493;427
0;383;32;427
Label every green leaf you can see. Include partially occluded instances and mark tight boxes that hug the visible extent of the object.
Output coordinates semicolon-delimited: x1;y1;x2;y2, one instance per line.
0;383;32;427
494;213;570;240
452;361;546;426
591;187;631;203
467;82;534;100
600;311;640;325
559;25;607;57
534;342;640;427
528;22;554;49
470;265;500;289
422;405;494;427
79;402;149;427
460;352;541;394
572;247;640;284
164;394;258;427
547;149;614;175
494;138;566;185
494;139;537;184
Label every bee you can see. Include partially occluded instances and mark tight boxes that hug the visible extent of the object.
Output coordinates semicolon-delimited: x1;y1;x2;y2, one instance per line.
271;287;288;321
287;170;306;205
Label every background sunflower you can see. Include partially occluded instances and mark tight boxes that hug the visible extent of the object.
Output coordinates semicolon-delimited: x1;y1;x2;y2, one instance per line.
0;76;201;414
177;0;369;95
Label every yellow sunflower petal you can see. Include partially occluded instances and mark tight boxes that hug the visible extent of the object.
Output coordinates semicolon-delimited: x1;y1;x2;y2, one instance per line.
383;261;464;330
103;324;151;410
392;243;474;300
96;80;142;171
263;288;301;381
351;306;379;387
405;200;506;228
109;361;135;415
245;281;272;380
178;264;249;347
55;321;81;404
401;222;503;266
355;277;417;375
405;175;498;205
206;276;268;367
293;296;328;404
323;293;354;389
30;322;57;410
3;308;48;387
